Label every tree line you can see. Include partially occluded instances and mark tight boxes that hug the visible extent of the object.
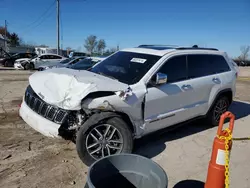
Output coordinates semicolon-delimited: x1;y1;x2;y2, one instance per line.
0;26;21;46
0;26;117;56
1;25;248;59
83;35;118;56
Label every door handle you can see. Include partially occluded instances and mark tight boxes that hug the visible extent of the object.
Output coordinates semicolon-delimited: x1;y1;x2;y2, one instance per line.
181;84;191;90
212;77;220;82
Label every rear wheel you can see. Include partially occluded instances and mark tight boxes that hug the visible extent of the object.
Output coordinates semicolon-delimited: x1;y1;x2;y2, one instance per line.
4;60;13;67
207;96;230;126
76;116;133;166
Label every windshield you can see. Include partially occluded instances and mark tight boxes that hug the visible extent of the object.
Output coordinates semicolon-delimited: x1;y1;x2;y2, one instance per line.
90;51;161;85
60;58;73;64
70;58;99;70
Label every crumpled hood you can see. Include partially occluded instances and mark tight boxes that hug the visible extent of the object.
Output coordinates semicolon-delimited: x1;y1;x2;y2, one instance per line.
29;68;128;110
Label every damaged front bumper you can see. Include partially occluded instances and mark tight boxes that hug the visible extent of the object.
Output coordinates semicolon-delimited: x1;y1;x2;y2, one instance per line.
19;100;61;138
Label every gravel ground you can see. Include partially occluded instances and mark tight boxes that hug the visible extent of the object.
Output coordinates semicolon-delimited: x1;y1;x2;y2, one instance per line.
0;69;250;188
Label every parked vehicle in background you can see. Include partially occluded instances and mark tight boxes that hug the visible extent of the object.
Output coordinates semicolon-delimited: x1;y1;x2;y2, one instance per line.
19;45;238;166
1;52;36;67
233;59;250;66
69;57;105;70
38;56;87;71
14;54;38;69
16;53;66;70
68;51;89;58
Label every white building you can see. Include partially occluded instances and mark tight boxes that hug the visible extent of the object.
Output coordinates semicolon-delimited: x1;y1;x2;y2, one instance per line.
35;47;68;57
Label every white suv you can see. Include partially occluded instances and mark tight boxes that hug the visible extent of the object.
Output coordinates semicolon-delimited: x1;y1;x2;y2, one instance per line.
19;45;238;165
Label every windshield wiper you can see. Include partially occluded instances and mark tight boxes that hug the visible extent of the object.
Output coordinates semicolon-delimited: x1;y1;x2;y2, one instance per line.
97;72;118;81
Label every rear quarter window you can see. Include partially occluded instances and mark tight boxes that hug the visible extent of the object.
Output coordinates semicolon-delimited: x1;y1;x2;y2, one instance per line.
187;54;231;79
209;55;230;73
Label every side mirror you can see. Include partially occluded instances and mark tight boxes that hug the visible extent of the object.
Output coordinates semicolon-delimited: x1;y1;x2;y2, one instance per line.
155;72;168;85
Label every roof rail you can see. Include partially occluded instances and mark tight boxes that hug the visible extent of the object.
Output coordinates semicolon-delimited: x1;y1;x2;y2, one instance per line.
175;47;219;51
138;44;179;48
137;45;218;51
137;44;178;50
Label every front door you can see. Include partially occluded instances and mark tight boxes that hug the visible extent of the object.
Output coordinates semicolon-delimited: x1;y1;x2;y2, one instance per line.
144;55;196;134
34;55;49;68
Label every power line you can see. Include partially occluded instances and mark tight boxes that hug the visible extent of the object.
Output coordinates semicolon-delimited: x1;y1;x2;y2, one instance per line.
20;5;55;36
20;0;56;33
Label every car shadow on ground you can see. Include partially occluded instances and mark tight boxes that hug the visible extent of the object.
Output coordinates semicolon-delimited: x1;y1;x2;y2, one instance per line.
134;100;250;159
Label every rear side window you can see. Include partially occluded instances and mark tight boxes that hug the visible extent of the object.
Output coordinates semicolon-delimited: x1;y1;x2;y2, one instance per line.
188;54;230;79
210;55;230;73
158;55;187;83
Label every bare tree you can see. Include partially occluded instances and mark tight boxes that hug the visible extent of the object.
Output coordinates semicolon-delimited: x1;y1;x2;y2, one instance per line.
84;35;97;55
240;45;250;61
9;32;20;46
96;39;106;55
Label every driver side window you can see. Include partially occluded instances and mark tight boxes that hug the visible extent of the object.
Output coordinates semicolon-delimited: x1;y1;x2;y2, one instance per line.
154;55;188;84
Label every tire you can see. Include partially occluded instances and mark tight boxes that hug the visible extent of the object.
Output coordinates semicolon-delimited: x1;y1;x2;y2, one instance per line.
24;63;34;70
76;116;133;166
4;60;13;67
207;96;230;126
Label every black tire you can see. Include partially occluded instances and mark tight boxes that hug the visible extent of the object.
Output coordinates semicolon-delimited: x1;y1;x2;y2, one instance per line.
38;67;44;71
207;96;230;126
4;60;13;67
76;116;133;166
24;63;30;70
24;63;34;70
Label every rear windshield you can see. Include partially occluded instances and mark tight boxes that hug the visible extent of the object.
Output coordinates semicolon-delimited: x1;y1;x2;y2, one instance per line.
90;51;161;85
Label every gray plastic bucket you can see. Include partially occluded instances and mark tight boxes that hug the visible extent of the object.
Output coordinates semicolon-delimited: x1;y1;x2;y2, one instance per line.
86;154;168;188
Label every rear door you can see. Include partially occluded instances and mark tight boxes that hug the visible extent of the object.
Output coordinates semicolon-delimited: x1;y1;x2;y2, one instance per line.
209;55;235;98
186;54;223;117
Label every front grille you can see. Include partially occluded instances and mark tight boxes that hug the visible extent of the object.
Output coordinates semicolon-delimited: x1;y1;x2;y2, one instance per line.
24;86;68;124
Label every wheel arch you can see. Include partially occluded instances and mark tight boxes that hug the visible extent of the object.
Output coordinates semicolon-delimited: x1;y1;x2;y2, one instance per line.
207;88;233;115
80;111;135;135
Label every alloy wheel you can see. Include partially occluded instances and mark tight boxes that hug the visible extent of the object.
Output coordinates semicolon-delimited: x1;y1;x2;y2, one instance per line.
214;99;228;123
85;124;123;160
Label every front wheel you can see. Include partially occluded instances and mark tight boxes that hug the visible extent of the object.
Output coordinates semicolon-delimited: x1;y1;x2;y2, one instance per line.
76;117;133;166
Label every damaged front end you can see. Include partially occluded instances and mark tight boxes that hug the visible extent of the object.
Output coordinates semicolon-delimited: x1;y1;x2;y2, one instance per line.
21;68;148;140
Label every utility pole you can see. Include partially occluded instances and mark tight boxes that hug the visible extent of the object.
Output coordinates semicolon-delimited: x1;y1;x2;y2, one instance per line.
4;20;7;51
56;0;60;55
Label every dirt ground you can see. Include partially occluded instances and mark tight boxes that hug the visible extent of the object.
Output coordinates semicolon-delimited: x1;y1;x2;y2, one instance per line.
0;69;250;188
